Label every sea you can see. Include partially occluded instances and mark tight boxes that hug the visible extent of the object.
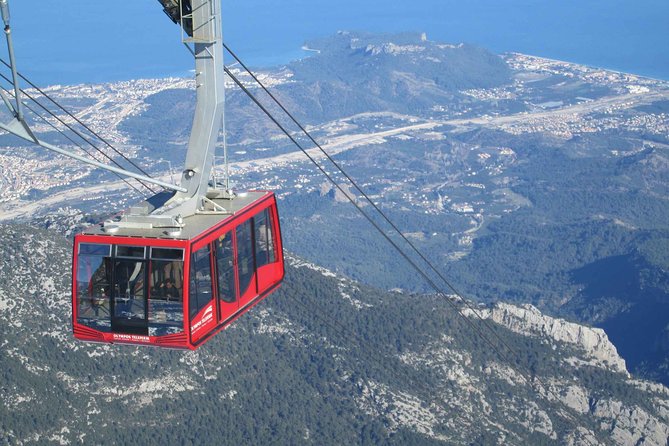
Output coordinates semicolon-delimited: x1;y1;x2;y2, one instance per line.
5;0;669;86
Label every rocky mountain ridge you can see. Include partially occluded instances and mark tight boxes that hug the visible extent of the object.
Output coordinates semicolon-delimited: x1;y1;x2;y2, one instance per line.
471;303;628;374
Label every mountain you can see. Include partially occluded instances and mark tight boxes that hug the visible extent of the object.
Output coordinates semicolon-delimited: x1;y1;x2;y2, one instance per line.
286;32;512;120
117;32;512;159
1;223;668;445
1;31;668;404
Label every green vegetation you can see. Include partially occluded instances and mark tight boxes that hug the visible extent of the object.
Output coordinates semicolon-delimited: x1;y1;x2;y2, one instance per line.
0;225;665;445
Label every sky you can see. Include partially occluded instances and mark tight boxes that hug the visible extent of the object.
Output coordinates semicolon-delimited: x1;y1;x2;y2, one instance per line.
3;0;669;86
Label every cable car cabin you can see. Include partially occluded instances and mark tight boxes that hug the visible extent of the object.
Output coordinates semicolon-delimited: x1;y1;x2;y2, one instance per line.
72;191;284;350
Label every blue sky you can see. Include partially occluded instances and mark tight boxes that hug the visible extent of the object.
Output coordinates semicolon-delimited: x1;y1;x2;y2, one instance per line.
4;0;669;85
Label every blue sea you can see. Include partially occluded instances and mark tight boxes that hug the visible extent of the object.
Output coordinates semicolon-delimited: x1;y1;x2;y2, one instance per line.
6;0;669;86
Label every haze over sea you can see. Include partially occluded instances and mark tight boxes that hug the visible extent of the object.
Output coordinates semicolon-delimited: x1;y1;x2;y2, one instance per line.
6;0;669;86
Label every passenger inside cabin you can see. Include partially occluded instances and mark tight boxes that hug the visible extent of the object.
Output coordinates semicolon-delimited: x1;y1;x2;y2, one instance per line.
161;278;181;301
79;287;109;318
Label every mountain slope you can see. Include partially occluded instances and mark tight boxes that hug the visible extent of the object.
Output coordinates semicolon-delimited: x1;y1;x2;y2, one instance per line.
1;30;668;398
1;224;668;445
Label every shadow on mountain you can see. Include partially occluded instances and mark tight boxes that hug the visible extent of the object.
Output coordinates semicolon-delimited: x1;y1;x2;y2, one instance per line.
568;254;669;385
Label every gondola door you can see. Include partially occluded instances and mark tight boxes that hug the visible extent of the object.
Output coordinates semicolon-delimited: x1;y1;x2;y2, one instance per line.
235;219;258;308
111;246;149;335
214;230;238;322
189;244;218;344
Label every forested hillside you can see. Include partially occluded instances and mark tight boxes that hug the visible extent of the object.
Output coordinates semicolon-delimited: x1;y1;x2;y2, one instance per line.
1;224;668;445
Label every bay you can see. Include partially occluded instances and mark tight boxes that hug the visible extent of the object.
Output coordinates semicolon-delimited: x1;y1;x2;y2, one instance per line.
5;0;669;86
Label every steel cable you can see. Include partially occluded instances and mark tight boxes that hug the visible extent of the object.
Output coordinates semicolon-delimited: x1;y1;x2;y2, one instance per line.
0;58;158;194
0;85;149;198
223;57;600;444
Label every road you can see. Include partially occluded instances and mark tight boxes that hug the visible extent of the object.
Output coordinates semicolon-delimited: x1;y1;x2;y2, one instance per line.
1;88;667;222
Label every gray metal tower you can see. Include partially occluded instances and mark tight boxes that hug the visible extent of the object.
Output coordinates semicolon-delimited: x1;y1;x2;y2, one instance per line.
0;0;233;233
159;0;229;218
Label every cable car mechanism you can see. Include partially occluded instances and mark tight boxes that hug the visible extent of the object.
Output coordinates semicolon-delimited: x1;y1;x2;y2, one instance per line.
0;0;285;349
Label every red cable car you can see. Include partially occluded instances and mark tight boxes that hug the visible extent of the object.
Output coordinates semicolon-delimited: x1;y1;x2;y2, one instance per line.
68;0;287;349
0;0;286;348
73;192;284;349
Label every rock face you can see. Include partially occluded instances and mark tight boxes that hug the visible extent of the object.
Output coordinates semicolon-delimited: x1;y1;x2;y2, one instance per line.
466;302;669;445
471;303;628;374
592;400;669;446
319;182;358;203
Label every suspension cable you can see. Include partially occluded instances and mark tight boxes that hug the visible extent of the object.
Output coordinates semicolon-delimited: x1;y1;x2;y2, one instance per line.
223;43;527;373
0;83;148;198
224;64;526;386
0;77;151;197
223;62;599;443
0;58;158;194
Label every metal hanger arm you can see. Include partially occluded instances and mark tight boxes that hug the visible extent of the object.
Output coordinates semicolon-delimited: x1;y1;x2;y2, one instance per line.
0;118;186;192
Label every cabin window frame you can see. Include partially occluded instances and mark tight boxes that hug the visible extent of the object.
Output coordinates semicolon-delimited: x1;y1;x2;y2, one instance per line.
236;218;256;299
75;242;187;337
214;231;237;305
188;244;214;320
75;243;113;332
148;248;185;336
254;208;278;268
